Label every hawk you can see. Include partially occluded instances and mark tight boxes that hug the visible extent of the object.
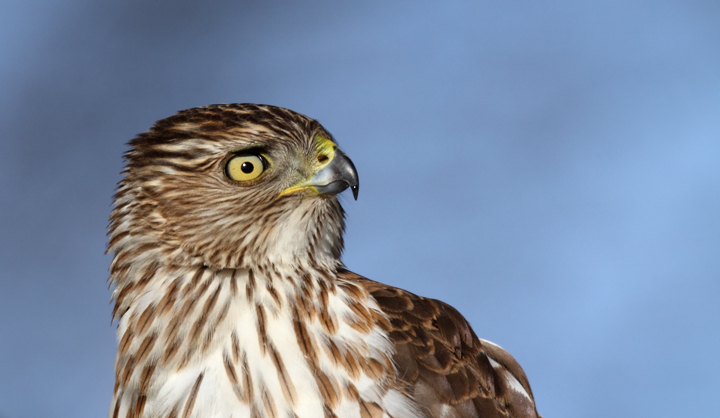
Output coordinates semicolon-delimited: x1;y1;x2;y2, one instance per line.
108;104;540;418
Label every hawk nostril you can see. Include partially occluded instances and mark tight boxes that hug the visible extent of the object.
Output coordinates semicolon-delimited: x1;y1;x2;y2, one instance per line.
318;154;329;164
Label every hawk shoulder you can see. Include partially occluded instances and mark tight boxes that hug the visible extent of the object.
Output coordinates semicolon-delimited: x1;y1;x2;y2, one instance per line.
338;268;540;418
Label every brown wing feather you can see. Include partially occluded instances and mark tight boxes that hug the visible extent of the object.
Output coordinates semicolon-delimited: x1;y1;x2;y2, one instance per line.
338;269;540;418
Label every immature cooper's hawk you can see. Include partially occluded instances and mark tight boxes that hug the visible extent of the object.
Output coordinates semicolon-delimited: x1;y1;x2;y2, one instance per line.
108;104;540;418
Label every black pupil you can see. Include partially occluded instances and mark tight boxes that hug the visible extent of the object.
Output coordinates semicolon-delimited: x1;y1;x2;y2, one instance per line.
241;161;254;173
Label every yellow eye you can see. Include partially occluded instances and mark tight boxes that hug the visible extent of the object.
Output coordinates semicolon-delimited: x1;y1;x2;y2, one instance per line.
225;154;267;182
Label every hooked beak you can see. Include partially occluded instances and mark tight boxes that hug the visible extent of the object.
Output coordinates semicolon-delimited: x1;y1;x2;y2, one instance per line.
280;143;359;200
311;148;359;200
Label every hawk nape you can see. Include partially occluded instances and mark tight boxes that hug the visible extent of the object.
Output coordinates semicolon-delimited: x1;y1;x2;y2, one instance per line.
107;104;540;418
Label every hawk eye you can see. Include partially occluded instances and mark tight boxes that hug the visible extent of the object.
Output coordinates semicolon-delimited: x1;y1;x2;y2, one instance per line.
225;154;267;182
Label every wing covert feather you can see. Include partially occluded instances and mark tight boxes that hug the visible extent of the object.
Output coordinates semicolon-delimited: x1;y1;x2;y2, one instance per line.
338;269;540;418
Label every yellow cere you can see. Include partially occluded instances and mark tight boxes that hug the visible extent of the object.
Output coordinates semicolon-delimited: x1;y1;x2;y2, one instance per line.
278;136;338;197
314;136;337;170
226;154;265;182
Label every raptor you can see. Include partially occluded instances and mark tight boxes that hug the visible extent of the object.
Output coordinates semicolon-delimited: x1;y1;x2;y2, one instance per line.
107;104;540;418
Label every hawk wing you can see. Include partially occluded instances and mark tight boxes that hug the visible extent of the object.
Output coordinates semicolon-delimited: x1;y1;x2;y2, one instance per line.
339;269;540;418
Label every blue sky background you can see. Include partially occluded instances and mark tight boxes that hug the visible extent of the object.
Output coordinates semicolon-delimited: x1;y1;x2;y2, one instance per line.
1;1;719;417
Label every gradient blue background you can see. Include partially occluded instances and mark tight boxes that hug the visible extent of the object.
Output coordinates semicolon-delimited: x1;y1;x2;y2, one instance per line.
1;1;719;417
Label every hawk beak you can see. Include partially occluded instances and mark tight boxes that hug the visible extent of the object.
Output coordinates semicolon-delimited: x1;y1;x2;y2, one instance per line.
280;145;360;200
311;148;359;200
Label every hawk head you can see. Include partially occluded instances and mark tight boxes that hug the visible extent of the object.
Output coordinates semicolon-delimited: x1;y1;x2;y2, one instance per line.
108;104;359;281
